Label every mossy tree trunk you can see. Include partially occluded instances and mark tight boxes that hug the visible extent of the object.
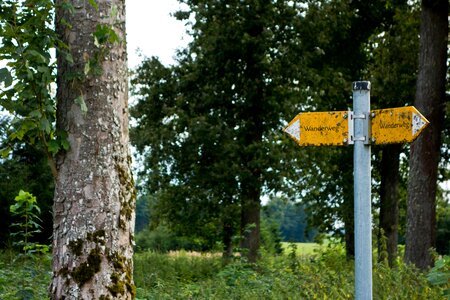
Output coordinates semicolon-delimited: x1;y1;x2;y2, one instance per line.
50;0;136;298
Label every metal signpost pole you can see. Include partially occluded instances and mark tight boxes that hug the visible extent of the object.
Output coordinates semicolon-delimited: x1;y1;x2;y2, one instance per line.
352;81;372;300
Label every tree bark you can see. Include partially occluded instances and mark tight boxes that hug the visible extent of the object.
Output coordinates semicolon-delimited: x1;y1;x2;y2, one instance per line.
51;0;136;298
343;192;355;259
240;185;261;263
222;219;234;260
378;144;401;267
405;0;448;271
222;199;237;260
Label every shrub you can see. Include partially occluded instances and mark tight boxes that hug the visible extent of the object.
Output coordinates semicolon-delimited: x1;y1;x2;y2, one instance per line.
9;190;49;257
428;255;450;298
135;226;205;253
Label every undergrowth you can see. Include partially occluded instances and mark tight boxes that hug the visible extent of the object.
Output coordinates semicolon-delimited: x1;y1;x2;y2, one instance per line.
133;244;446;299
0;245;447;299
0;250;52;300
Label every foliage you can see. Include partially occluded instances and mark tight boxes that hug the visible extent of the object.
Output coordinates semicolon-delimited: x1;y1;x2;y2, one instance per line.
259;216;283;255
135;194;150;233
0;250;51;300
132;244;443;299
132;0;337;259
427;256;450;298
9;190;49;256
135;226;207;253
437;203;450;255
0;244;444;299
0;138;54;247
0;0;69;171
262;196;317;243
0;0;60;250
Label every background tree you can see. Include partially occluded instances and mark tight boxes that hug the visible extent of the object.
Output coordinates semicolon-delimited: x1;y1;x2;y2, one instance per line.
262;196;317;243
405;0;448;270
289;0;404;258
366;3;420;266
132;0;308;262
50;0;136;298
132;0;412;261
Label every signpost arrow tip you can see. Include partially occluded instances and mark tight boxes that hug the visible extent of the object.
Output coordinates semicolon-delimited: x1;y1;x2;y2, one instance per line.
284;118;301;142
412;111;429;137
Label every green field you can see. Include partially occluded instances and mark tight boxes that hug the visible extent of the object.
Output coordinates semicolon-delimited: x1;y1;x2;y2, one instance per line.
281;242;323;256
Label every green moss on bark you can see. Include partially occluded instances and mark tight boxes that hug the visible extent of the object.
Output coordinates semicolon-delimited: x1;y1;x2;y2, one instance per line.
107;250;136;298
108;272;125;296
71;247;102;286
87;229;106;245
68;239;84;256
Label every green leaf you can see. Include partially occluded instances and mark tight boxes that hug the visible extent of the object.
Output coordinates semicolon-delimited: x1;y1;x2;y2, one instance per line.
47;140;60;155
65;52;74;64
26;49;48;63
107;28;120;44
94;24;120;46
94;24;110;45
40;118;51;134
45;104;56;113
0;147;11;158
84;60;91;75
74;95;88;114
88;0;99;11
37;66;49;73
0;67;13;87
29;110;42;118
61;138;70;151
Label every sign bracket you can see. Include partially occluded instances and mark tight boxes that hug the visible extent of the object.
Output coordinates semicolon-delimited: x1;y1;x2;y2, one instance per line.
347;112;371;145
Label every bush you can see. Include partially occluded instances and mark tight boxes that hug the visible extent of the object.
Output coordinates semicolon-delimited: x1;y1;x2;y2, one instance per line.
428;255;450;298
135;226;205;253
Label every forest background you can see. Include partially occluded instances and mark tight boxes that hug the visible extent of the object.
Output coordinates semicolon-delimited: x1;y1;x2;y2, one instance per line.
0;0;449;297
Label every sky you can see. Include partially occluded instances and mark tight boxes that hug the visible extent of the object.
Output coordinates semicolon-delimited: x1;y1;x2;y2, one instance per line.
126;1;191;68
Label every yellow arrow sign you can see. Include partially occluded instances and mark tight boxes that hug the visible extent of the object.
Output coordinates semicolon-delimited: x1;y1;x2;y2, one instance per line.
371;106;429;145
284;111;349;146
284;106;429;146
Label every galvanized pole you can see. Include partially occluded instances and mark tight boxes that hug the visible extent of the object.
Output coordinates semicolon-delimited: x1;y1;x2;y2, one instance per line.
352;81;372;300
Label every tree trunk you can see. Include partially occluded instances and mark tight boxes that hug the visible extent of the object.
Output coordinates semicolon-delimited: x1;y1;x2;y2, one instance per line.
240;186;261;263
405;0;448;271
51;0;136;298
343;193;355;259
222;220;233;260
378;144;401;267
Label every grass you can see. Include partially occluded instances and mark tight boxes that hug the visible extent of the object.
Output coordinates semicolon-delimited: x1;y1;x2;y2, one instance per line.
0;244;448;299
281;241;323;256
133;243;447;299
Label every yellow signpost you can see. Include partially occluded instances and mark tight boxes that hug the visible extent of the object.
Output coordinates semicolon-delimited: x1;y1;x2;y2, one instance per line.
284;106;429;146
284;111;349;146
371;106;429;145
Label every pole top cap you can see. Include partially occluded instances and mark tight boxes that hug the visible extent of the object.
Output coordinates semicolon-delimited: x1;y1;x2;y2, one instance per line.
352;81;371;91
